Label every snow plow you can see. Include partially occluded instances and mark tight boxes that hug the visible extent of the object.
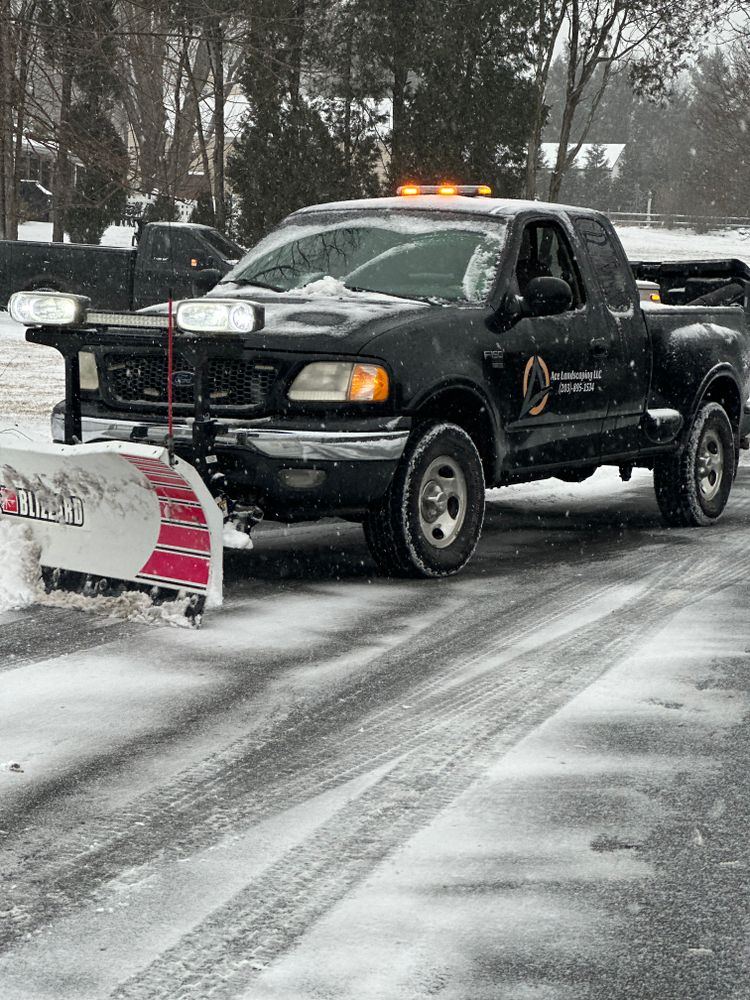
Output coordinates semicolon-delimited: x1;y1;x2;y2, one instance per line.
0;290;264;626
0;435;223;624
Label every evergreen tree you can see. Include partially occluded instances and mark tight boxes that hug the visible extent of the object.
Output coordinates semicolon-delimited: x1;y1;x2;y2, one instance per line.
400;0;536;197
66;103;128;244
228;0;348;244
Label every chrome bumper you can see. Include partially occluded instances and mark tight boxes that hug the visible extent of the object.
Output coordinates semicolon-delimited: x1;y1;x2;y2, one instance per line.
52;413;409;462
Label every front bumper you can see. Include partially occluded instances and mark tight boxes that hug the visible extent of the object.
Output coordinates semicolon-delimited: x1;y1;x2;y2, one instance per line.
51;410;409;519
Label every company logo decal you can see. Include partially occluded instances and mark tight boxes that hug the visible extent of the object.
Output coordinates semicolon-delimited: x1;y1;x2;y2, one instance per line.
172;370;195;388
520;355;552;417
0;486;84;527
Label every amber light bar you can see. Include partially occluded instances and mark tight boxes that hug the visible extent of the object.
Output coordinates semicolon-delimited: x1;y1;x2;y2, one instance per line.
397;183;492;197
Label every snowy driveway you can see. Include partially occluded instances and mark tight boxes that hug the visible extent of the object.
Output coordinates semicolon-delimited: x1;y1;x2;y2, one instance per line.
1;461;750;1000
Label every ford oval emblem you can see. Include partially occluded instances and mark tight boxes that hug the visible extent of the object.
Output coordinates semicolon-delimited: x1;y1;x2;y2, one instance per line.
172;370;194;388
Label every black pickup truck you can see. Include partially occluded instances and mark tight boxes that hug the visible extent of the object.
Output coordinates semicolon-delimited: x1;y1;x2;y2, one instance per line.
0;221;243;311
17;190;750;577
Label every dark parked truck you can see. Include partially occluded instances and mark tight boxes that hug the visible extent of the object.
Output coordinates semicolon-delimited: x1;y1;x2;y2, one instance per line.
14;188;750;577
0;221;244;311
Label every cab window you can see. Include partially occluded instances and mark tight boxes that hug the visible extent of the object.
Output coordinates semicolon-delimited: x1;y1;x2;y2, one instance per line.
575;218;633;313
146;228;174;271
514;221;584;309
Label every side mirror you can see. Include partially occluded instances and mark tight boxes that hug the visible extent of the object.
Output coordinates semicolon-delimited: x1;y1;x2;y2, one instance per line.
192;268;222;293
524;276;572;317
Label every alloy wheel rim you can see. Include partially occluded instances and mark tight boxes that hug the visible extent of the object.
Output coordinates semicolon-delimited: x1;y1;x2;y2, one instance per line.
418;456;468;549
697;427;724;502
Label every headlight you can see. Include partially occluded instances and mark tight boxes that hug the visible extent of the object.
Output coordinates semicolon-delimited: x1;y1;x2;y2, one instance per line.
9;291;88;327
175;298;264;335
288;362;389;402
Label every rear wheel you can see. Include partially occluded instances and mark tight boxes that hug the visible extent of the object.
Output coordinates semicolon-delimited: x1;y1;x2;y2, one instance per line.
364;422;485;577
654;401;734;526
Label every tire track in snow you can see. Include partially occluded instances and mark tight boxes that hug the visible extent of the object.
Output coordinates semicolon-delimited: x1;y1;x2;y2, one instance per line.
0;607;138;672
2;536;743;955
109;545;750;999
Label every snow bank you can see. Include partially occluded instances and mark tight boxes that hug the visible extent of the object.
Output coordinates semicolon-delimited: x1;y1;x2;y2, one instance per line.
0;520;42;612
616;224;750;262
17;220;136;248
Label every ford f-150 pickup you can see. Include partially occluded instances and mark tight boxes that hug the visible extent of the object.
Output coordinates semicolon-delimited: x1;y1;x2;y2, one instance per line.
0;221;244;311
14;187;750;577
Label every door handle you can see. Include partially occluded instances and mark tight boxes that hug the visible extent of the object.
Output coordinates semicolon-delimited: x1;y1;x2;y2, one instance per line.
589;339;608;359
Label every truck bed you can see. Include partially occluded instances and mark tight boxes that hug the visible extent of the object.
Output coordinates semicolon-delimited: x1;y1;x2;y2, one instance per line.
631;258;750;307
0;240;136;310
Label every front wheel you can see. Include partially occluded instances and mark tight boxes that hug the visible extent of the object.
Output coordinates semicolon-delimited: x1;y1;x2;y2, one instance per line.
363;422;485;578
654;401;735;527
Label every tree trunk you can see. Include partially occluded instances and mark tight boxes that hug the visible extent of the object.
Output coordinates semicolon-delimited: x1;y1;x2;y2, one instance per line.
389;0;411;186
342;20;353;193
52;70;73;242
207;16;225;231
548;97;576;202
0;0;10;239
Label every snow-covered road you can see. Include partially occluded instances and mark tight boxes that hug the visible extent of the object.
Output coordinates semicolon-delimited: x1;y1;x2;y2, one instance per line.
2;465;750;999
2;225;750;998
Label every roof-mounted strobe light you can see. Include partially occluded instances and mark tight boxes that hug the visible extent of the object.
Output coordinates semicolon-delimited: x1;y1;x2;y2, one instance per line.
396;184;493;197
9;291;89;327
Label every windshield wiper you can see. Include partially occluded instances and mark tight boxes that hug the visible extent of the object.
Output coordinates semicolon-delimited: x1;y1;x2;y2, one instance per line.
345;285;433;303
220;276;284;292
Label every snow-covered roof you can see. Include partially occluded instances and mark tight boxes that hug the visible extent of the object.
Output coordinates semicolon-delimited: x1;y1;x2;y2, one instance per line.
21;135;84;167
540;142;626;170
292;194;603;219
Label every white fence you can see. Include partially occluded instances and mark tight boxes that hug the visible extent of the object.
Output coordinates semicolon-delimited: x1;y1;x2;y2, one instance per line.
610;211;750;232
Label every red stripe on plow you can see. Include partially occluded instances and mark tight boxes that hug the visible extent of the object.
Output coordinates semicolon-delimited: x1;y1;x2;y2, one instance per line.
158;522;212;553
155;485;203;504
138;550;211;588
159;500;208;525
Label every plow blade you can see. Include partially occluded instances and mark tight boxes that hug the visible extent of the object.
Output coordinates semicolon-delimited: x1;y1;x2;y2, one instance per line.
0;437;223;617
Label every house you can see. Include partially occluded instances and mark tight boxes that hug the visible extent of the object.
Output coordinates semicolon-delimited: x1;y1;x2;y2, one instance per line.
539;143;626;178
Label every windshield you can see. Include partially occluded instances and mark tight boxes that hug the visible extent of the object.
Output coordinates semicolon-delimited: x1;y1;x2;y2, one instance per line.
202;228;244;260
222;211;507;303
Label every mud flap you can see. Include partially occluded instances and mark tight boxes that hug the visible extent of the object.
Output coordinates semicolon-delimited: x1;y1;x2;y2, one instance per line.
0;437;223;611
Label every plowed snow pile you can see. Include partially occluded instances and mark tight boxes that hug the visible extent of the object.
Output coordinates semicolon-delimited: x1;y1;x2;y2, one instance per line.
0;520;42;612
0;519;194;625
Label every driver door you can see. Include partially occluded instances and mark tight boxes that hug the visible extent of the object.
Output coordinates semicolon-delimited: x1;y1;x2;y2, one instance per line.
495;219;611;470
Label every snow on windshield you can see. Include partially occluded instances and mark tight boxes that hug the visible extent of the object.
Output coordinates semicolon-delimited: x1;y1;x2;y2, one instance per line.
223;213;507;304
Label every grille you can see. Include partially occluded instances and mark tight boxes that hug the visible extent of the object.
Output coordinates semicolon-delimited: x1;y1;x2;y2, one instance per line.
102;353;278;410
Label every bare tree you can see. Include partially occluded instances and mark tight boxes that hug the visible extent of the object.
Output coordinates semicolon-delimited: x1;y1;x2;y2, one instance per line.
546;0;727;202
0;0;41;239
524;0;568;198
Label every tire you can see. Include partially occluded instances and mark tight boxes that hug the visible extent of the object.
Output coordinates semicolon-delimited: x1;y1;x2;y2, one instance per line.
654;401;735;527
363;422;485;577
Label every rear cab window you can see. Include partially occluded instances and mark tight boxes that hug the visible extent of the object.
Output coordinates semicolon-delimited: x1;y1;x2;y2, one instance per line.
575;217;635;314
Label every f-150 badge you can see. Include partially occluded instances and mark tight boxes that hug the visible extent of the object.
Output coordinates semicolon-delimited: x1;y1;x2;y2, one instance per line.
520;355;552;417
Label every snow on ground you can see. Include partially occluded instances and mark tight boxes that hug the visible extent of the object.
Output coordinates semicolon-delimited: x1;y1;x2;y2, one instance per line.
614;224;750;262
0;311;63;440
17;220;136;247
243;580;750;1000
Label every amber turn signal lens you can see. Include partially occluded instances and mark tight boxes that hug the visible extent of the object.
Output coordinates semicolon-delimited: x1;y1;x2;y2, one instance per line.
348;364;389;402
399;184;420;196
438;185;458;196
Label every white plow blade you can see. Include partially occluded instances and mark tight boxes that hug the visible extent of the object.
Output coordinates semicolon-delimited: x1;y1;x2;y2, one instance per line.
0;438;223;607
